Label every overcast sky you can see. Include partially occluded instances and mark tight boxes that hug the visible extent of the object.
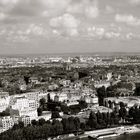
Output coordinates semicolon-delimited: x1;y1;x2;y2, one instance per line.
0;0;140;54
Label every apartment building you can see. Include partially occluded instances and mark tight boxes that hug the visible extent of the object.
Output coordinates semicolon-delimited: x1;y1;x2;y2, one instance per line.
19;116;31;127
0;116;14;130
0;96;10;112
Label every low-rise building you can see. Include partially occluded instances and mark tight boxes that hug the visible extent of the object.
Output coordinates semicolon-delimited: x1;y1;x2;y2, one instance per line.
84;95;98;104
67;101;79;106
29;77;40;85
104;97;140;109
94;81;110;88
37;111;52;121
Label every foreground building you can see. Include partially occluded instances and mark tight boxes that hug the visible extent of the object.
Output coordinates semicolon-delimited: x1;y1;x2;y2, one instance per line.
0;116;14;130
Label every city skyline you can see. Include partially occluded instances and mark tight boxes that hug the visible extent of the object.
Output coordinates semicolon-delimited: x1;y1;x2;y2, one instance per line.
0;0;140;54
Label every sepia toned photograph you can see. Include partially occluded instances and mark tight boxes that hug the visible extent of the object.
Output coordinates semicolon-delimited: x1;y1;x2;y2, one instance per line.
0;0;140;140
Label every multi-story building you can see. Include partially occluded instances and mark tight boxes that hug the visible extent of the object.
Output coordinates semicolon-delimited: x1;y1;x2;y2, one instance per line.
11;97;29;109
19;116;31;127
0;92;9;98
0;95;10;112
37;111;52;121
54;93;68;102
25;92;39;101
38;92;48;101
11;96;38;110
84;95;98;105
26;91;48;102
0;116;14;130
28;100;38;109
18;107;38;119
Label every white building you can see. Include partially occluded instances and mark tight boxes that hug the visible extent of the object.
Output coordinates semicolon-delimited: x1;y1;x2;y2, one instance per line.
0;116;14;130
26;92;39;101
38;92;48;101
84;96;98;104
37;111;52;121
19;116;31;127
58;93;68;102
0;96;10;112
67;101;79;106
94;81;110;88
0;92;9;98
11;97;38;110
18;107;38;119
107;72;112;81
28;100;38;109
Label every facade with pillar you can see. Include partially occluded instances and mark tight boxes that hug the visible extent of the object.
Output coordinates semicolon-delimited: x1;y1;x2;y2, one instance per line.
104;97;140;110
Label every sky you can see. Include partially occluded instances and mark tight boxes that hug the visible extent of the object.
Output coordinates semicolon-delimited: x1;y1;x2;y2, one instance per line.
0;0;140;54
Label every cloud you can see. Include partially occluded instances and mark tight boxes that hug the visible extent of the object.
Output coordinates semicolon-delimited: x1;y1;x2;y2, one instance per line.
115;14;140;26
0;0;100;20
86;25;133;40
0;0;19;6
105;5;114;14
40;0;71;16
129;0;140;5
0;23;50;43
50;14;80;28
0;12;6;20
85;5;99;18
0;0;71;17
40;0;70;9
67;0;99;19
66;3;83;14
105;32;121;39
125;32;140;40
0;0;140;41
49;13;80;36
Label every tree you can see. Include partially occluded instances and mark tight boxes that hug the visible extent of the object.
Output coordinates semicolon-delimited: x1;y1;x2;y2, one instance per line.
96;111;105;128
61;104;70;114
110;112;119;125
74;117;80;132
18;121;24;128
80;122;86;131
129;106;140;123
68;117;75;132
23;126;34;140
12;124;20;130
129;107;135;118
40;98;46;106
120;102;125;108
51;111;60;119
39;98;47;111
87;111;98;129
41;123;50;139
37;107;43;116
38;118;46;126
119;107;127;123
24;76;30;85
47;93;52;102
97;86;106;106
106;112;111;127
52;120;63;136
62;118;69;133
31;120;38;126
